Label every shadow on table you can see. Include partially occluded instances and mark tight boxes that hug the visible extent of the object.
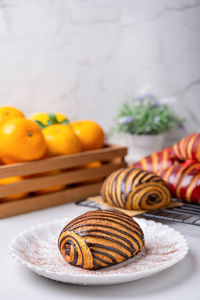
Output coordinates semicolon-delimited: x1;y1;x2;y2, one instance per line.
26;251;196;298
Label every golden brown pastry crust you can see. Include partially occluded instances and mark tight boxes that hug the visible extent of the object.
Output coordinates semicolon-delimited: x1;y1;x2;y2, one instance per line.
58;210;144;270
173;133;200;162
101;167;171;211
131;147;178;174
160;161;200;203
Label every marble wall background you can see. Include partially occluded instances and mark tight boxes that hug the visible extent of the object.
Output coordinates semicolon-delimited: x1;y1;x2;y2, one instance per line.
0;0;200;135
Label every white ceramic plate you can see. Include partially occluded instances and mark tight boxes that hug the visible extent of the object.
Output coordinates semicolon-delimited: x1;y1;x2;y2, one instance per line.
9;217;188;286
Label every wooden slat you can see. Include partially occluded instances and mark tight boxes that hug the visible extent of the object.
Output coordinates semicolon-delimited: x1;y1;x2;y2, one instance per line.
0;162;126;197
0;182;102;219
0;144;128;218
0;145;127;178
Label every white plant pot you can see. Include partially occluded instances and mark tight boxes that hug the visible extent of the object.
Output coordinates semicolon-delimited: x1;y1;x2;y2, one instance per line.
108;128;184;164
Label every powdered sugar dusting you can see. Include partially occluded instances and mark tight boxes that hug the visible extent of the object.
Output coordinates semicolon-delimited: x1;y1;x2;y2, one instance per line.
9;217;188;284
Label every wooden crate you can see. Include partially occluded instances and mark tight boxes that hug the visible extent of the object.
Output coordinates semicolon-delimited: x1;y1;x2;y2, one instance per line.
0;145;127;218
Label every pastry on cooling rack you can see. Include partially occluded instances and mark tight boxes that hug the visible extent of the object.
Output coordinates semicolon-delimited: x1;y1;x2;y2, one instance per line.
58;210;144;270
172;132;200;162
160;160;200;204
131;147;179;174
101;167;171;211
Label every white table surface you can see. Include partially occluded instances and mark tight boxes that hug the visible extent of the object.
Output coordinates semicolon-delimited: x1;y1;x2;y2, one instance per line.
1;201;200;300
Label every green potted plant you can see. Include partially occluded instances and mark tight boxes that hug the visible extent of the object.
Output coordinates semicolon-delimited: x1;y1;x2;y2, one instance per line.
109;94;184;163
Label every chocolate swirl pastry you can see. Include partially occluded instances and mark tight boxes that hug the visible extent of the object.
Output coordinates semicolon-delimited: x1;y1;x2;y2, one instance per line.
101;167;171;211
58;210;144;270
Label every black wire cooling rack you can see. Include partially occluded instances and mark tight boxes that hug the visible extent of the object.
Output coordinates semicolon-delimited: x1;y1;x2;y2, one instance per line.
76;199;200;227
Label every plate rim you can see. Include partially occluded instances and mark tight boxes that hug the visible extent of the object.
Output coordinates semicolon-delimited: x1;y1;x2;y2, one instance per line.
9;217;189;282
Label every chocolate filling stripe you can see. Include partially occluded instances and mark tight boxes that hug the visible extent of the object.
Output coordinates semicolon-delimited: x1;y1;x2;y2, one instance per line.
135;172;154;185
83;210;141;230
79;233;133;253
92;260;106;268
64;216;142;233
129;169;145;183
120;168;135;206
106;174;116;204
135;189;168;209
64;239;78;265
101;211;138;224
88;209;139;224
129;169;146;185
106;170;120;206
125;170;145;198
64;211;120;229
76;229;135;249
112;170;124;207
90;248;117;264
144;175;160;183
87;243;129;259
58;235;68;249
65;214;142;233
60;234;85;267
92;254;111;265
65;216;144;237
67;227;144;247
71;224;144;247
67;220;144;239
146;193;161;205
130;183;168;202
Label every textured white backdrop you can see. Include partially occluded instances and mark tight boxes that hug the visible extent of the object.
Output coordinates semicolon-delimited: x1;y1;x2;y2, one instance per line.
0;0;200;134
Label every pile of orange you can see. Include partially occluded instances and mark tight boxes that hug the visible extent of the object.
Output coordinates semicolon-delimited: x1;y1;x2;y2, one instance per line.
0;106;105;200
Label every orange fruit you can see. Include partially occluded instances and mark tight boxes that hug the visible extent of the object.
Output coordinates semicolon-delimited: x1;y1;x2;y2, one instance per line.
84;161;102;168
71;120;105;151
0;106;25;126
42;124;82;157
0;118;46;164
32;170;65;195
0;176;28;201
28;112;69;128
